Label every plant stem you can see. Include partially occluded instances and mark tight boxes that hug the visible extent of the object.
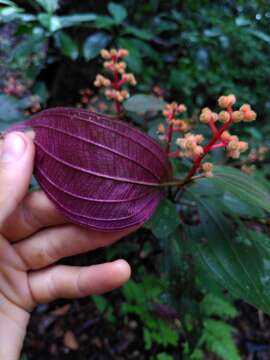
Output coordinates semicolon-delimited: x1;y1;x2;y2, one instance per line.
185;114;233;180
166;123;173;154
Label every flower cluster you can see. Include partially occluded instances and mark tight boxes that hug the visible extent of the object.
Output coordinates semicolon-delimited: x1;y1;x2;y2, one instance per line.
158;102;188;153
94;48;137;114
176;133;204;157
3;75;26;97
175;94;257;179
248;145;268;162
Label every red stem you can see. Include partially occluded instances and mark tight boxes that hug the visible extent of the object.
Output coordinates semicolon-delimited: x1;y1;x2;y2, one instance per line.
111;56;122;115
208;119;218;136
166;123;173;154
186;112;233;180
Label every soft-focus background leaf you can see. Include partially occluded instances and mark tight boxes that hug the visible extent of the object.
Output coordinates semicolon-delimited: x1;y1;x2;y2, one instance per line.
124;95;166;113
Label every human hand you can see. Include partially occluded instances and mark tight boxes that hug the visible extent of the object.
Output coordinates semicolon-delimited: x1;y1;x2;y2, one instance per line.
0;132;132;360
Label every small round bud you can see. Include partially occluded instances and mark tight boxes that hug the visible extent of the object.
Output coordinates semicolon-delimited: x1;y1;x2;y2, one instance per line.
100;49;111;59
211;112;219;122
220;131;231;142
199;109;212;123
94;74;111;87
177;104;187;113
240;104;251;112
123;73;137;86
186;139;195;149
243;110;257;122
219;111;231;123
232;110;244;123
227;140;239;151
202;162;213;177
110;48;117;57
117;49;129;58
238;141;248;152
227;94;236;106
157;124;166;134
195;134;204;143
176;138;187;148
218;94;236;108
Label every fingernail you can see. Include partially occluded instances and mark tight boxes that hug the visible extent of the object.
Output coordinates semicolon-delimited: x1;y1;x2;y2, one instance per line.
0;133;27;163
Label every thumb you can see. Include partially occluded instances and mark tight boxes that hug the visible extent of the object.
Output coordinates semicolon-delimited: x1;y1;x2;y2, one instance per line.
0;132;35;227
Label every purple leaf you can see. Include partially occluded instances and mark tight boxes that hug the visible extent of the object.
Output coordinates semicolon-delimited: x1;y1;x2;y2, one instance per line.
11;108;172;231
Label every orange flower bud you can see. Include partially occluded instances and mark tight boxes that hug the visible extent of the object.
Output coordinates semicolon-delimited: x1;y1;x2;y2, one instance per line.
232;110;244;123
105;89;117;99
120;90;129;99
117;49;129;58
94;74;111;87
123;73;137;86
227;94;236;106
219;111;231;123
220;131;231;142
238;141;248;152
157;124;166;134
199;109;212;123
211;112;219;122
176;138;187;148
218;94;236;108
202;162;213;177
100;49;111;59
193;145;204;156
185;138;196;149
110;48;117;57
195;134;204;143
177;104;187;113
227;140;239;151
243;110;257;122
178;121;189;132
104;61;114;70
240;104;251;112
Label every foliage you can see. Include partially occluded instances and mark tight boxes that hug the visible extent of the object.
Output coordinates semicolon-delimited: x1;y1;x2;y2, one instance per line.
1;1;270;359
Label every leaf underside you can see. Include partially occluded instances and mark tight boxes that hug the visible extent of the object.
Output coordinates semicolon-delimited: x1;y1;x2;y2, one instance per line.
19;108;172;231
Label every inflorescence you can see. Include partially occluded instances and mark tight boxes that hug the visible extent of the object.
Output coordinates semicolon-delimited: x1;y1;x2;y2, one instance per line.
160;94;256;179
94;48;137;114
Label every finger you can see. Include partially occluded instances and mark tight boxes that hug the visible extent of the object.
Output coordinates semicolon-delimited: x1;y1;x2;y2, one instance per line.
14;224;134;270
3;190;67;242
0;132;34;229
29;260;131;304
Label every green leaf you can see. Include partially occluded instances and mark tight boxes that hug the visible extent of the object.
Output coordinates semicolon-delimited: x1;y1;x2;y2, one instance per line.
155;353;174;360
0;95;25;124
54;31;78;60
124;25;152;40
37;13;61;32
36;0;59;14
58;13;97;28
212;166;270;213
145;199;180;239
0;0;17;5
200;294;238;319
117;37;143;73
185;195;270;314
222;192;265;218
0;5;21;17
201;319;241;360
32;81;49;104
108;2;127;24
247;28;270;45
95;15;116;29
124;95;166;113
83;32;111;61
92;295;107;313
